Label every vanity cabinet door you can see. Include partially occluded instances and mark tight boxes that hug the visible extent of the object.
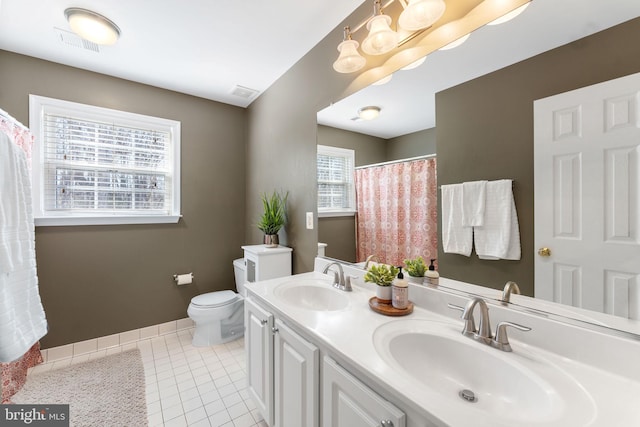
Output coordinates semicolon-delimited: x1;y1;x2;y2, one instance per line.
274;319;319;427
245;297;274;426
322;356;405;427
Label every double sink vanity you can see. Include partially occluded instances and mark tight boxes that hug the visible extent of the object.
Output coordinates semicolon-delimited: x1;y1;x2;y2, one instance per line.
244;257;640;427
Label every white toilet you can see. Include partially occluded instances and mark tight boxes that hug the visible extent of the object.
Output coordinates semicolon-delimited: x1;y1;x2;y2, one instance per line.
187;258;246;347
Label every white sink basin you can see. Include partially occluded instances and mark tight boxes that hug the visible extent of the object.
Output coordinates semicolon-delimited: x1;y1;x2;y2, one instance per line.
373;319;595;426
273;279;350;311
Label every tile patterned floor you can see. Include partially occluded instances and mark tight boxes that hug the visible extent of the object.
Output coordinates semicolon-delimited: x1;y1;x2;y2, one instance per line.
30;329;266;427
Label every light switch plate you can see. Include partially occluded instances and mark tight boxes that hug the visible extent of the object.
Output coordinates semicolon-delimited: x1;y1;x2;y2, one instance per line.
306;212;314;230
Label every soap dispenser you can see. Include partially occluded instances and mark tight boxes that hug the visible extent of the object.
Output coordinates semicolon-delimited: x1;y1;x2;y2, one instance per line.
425;259;439;286
392;267;409;309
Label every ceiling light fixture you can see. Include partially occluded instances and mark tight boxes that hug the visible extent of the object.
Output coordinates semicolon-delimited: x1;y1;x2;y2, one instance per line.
358;106;382;120
372;74;393;85
333;0;532;74
401;56;426;70
64;8;121;45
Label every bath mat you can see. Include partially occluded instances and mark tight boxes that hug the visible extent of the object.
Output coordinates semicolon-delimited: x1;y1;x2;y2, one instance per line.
11;348;148;427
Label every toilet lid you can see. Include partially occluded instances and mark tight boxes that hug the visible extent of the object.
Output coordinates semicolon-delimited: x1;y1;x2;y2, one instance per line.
191;290;238;308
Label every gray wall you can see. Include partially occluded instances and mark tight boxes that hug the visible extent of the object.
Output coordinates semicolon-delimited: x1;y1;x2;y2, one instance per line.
0;50;247;348
386;127;436;161
436;17;640;296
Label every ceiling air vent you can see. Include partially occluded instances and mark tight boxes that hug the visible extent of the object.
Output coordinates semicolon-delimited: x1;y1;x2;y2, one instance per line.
230;85;259;99
55;28;100;53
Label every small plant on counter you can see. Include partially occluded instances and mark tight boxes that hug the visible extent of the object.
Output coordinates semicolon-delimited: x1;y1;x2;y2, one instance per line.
364;264;399;287
403;256;427;277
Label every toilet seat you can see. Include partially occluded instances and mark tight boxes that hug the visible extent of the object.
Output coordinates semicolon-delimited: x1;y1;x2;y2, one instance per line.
191;290;238;308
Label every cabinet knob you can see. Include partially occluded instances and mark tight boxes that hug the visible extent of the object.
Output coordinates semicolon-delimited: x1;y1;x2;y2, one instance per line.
272;327;279;334
260;319;268;325
380;421;394;427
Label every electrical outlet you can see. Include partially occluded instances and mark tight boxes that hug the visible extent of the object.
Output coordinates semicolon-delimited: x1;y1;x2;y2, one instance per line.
306;212;314;230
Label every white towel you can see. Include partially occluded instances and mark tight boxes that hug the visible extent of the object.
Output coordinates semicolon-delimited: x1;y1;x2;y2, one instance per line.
441;184;472;256
462;180;487;227
474;179;521;260
0;133;47;362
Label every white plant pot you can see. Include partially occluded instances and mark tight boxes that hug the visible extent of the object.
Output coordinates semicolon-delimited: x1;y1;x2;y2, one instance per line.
376;285;392;303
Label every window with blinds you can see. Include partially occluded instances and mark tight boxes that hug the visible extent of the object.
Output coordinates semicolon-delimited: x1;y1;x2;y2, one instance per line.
317;145;356;216
29;95;181;226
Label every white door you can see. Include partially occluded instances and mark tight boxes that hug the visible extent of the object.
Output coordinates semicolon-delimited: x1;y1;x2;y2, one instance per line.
245;297;274;426
534;72;640;319
322;356;405;427
274;319;319;427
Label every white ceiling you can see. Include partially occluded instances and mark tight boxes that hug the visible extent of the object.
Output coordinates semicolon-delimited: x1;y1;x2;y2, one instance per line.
317;0;640;139
1;0;639;132
0;0;365;107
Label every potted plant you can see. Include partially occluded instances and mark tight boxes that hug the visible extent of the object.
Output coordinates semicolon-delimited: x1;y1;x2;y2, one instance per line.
258;190;288;247
403;256;427;284
364;264;399;303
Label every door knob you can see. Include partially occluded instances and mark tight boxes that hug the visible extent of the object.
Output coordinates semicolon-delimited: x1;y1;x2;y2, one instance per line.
537;247;551;257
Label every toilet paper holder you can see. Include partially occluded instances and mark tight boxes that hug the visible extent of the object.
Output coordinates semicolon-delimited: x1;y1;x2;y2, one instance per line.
173;272;194;285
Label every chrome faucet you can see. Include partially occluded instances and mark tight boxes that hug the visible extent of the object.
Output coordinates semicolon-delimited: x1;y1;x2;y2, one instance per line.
364;254;380;270
501;281;521;303
322;262;352;292
449;296;531;352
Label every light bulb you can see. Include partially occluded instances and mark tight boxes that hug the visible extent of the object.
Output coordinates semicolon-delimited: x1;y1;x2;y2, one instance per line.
398;0;446;31
362;15;398;56
333;40;366;73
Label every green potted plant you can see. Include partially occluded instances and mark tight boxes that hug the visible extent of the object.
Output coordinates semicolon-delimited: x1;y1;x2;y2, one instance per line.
403;256;427;284
258;190;288;247
364;264;399;303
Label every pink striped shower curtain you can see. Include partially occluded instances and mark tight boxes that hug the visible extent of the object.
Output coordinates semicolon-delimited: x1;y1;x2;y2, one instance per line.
355;158;438;267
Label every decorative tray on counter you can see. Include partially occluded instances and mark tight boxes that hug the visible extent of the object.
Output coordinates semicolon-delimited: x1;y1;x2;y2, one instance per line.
368;297;414;316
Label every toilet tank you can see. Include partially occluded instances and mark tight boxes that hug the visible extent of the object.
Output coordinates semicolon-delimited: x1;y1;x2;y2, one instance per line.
233;258;246;296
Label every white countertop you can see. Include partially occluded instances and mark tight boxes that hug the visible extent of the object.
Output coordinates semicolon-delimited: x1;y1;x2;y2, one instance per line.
246;270;640;427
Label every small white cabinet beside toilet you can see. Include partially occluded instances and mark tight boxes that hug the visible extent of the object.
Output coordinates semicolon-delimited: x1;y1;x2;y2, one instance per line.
242;244;292;283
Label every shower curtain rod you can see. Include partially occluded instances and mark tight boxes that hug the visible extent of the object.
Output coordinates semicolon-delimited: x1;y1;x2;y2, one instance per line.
355;154;436;170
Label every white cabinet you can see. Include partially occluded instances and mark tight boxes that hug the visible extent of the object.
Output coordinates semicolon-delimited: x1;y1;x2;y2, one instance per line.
242;244;292;283
245;297;274;426
274;319;319;427
246;297;319;427
322;356;405;427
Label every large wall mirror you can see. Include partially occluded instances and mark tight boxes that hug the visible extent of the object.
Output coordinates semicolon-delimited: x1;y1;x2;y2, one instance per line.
316;0;640;337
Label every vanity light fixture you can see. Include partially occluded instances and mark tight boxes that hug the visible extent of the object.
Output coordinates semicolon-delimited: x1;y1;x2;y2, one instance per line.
398;0;446;32
333;26;367;73
361;0;399;56
358;106;382;120
333;0;532;74
64;7;121;45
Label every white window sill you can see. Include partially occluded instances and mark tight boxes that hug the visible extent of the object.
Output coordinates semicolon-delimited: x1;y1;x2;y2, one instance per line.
318;210;356;218
35;215;182;227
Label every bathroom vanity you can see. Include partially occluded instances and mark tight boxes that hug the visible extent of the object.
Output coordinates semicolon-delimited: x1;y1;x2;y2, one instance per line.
244;258;640;427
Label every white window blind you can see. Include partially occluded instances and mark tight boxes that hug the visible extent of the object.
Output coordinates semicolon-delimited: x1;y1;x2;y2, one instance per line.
30;95;181;226
317;145;355;216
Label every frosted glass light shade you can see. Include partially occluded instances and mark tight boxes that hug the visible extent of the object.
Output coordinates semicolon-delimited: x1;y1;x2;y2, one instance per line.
398;0;446;31
358;106;381;120
362;15;398;56
333;40;366;73
401;56;426;71
65;8;120;45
